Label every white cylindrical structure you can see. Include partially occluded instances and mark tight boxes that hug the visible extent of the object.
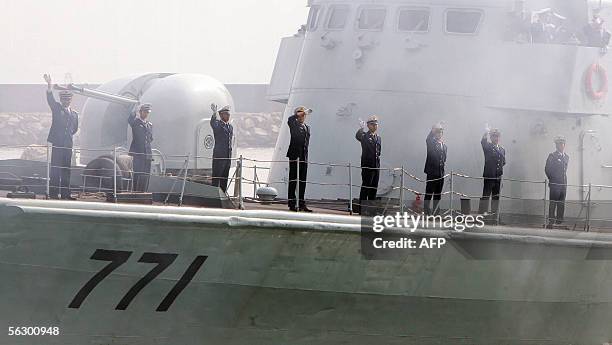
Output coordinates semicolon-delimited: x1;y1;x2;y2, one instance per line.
78;73;234;171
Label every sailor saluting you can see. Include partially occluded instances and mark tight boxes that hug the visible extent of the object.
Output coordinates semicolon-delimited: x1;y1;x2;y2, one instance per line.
286;106;312;212
424;122;447;215
128;103;154;192
545;136;569;226
210;104;234;193
356;115;382;213
44;74;79;200
479;127;506;215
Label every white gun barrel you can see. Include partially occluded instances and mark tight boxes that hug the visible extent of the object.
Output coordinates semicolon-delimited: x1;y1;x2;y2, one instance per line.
55;84;139;106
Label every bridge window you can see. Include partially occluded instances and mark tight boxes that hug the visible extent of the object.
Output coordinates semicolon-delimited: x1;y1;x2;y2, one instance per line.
307;6;323;31
445;9;483;34
357;7;386;31
327;5;350;30
398;8;430;32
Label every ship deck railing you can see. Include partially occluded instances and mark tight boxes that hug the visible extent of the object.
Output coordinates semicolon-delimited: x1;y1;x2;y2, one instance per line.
3;143;612;233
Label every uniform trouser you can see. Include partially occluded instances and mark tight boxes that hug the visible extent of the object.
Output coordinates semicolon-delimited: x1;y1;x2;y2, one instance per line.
479;177;502;214
359;167;379;202
212;158;231;193
424;175;444;215
549;185;567;224
49;146;73;198
133;157;152;192
288;159;308;208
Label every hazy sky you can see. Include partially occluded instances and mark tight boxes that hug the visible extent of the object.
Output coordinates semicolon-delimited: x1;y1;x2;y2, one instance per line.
0;0;308;84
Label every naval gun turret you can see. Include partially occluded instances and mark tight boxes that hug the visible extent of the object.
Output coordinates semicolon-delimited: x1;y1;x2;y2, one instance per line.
73;73;235;176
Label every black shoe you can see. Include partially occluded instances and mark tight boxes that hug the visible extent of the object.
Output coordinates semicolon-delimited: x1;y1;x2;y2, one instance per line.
289;206;299;212
300;206;313;213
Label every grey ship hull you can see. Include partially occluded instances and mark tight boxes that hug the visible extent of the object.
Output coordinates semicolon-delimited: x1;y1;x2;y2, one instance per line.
1;198;612;344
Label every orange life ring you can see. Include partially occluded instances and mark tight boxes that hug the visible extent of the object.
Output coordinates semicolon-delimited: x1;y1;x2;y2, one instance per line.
585;63;608;100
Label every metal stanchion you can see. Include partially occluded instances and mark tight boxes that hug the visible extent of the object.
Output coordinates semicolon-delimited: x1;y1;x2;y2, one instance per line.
238;155;244;210
586;183;592;232
296;158;300;209
348;163;353;215
449;171;454;216
399;166;405;213
543;179;548;227
496;179;502;225
179;155;189;207
253;164;258;198
231;158;239;197
113;147;117;203
46;143;51;199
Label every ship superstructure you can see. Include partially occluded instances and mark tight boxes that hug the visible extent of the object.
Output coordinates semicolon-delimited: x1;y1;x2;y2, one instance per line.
268;0;612;210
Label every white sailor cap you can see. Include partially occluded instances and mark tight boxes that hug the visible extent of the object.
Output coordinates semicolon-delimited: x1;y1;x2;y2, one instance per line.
139;103;152;112
294;106;312;115
59;90;73;99
219;106;231;114
554;135;566;144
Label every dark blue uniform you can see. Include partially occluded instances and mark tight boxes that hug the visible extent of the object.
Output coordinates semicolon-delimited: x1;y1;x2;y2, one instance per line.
46;91;78;199
479;136;506;214
210;113;234;193
128;113;153;192
286;115;310;209
356;128;381;202
545;151;569;224
424;131;447;215
582;24;611;48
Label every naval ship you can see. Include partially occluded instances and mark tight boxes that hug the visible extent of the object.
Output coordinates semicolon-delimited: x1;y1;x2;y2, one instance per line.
2;0;612;344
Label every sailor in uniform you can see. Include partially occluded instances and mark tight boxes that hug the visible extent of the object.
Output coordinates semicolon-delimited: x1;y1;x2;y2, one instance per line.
479;128;506;215
424;122;447;215
286;106;312;212
356;115;382;211
581;12;611;49
128;103;154;192
44;74;79;200
545;136;569;225
210;104;234;193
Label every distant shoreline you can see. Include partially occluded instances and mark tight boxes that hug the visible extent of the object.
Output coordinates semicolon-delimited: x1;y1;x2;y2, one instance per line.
0;112;283;148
